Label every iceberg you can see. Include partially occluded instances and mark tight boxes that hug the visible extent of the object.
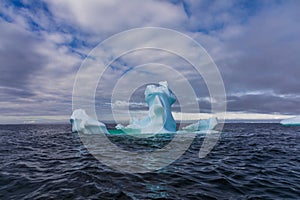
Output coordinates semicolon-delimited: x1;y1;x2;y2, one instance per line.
70;81;220;135
182;117;218;132
116;81;177;134
70;109;108;134
280;116;300;126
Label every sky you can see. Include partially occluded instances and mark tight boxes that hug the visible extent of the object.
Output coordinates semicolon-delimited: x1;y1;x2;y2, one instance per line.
0;0;299;124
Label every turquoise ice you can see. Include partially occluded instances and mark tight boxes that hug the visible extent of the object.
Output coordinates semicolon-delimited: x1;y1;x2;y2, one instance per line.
280;116;300;126
116;81;176;134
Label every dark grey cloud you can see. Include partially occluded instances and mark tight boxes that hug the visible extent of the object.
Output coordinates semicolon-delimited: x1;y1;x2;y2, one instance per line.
227;94;300;115
0;21;47;90
210;1;300;114
224;3;298;88
0;18;79;119
1;0;300;123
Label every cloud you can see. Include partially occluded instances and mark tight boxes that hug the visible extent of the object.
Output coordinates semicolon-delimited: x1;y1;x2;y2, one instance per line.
0;8;82;118
107;100;147;109
45;0;188;35
188;1;300;115
213;1;300;95
0;0;299;123
227;92;300;115
0;20;46;90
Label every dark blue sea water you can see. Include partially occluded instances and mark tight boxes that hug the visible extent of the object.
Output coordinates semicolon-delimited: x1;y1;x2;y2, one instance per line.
0;123;300;199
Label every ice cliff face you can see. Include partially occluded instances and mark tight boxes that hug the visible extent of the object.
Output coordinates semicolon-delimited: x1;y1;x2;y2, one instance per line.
182;117;218;131
70;109;108;134
117;81;177;134
280;116;300;126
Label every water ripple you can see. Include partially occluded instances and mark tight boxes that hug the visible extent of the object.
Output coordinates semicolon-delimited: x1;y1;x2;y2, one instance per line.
0;124;300;199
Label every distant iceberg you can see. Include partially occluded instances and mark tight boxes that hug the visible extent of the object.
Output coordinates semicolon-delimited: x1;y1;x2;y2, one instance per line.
280;116;300;126
70;109;108;134
182;117;218;132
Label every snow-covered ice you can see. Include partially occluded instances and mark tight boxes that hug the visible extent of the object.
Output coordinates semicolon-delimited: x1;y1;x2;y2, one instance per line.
280;116;300;126
70;109;108;134
182;117;218;132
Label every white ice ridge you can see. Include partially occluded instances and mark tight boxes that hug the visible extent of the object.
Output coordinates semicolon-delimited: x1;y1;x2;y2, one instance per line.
280;116;300;126
116;81;177;134
182;117;218;131
70;109;108;134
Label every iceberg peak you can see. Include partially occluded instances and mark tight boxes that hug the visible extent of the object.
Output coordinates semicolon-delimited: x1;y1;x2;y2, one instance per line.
117;81;176;134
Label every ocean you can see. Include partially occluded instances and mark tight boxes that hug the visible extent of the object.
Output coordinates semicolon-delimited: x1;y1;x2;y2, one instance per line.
0;123;299;199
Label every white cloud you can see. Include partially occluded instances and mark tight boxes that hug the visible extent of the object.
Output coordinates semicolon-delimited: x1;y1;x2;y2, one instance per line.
108;100;147;108
45;0;188;34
